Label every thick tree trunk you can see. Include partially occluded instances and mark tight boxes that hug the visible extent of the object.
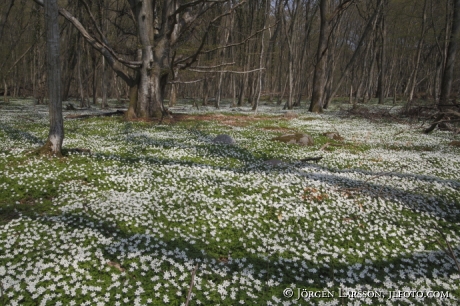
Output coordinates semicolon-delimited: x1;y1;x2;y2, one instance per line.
126;81;138;120
134;0;166;119
41;0;63;156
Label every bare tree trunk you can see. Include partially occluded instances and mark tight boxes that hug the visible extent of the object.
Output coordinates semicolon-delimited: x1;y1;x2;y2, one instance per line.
364;44;376;103
2;78;8;103
433;58;442;102
407;0;427;105
216;72;223;109
439;0;460;110
202;77;209;106
378;3;387;104
237;75;245;106
328;1;383;101
231;74;236;107
169;69;178;107
40;0;63;156
253;1;268;112
101;56;108;108
278;77;288;105
349;84;353;104
91;50;97;105
393;85;397;104
309;0;329;113
77;47;86;108
323;26;340;109
0;0;15;42
99;0;108;109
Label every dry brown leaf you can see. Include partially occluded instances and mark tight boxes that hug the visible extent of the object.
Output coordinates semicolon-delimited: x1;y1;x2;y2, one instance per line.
277;212;283;221
107;261;125;272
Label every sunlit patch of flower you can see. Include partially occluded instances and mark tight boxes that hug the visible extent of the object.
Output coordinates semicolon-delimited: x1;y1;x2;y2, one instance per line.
0;99;459;305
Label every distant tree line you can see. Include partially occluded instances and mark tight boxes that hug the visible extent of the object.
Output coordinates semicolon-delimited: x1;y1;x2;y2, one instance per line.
1;0;460;117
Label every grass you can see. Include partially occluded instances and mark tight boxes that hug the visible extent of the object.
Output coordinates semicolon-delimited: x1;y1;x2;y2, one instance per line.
0;98;459;305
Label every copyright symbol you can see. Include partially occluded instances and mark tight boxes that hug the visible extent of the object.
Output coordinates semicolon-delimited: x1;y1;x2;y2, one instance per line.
283;288;294;298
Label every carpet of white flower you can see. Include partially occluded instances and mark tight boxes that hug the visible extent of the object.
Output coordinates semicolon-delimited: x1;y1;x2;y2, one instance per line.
0;99;459;305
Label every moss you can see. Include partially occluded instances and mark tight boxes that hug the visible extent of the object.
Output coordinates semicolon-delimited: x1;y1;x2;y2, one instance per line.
32;139;63;158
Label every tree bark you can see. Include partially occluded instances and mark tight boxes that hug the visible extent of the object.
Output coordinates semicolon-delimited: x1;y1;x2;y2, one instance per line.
439;0;460;110
378;2;387;104
0;0;15;42
169;67;178;107
2;78;8;103
309;0;329;113
91;49;97;105
328;0;383;102
41;0;63;156
77;47;86;108
407;0;427;105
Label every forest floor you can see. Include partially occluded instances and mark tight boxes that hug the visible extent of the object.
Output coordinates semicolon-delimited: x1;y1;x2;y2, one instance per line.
0;98;459;305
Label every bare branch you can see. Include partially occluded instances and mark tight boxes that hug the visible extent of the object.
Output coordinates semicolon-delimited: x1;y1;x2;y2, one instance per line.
175;0;228;16
185;264;199;306
329;0;355;22
79;0;108;44
33;0;139;85
193;62;235;69
174;0;249;68
200;23;276;55
176;21;274;70
168;77;214;84
5;45;34;75
0;0;14;41
188;68;265;74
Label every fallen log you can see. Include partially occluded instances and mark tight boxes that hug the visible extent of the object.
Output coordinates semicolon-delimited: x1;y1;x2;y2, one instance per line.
424;110;460;134
300;156;323;163
424;114;445;134
65;109;125;119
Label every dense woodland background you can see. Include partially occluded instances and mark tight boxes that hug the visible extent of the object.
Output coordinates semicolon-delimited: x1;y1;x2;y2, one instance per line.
0;0;459;112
